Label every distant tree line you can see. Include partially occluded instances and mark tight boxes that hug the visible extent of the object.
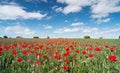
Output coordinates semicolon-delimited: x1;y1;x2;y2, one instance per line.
16;36;22;38
33;36;39;39
0;36;120;39
84;36;90;39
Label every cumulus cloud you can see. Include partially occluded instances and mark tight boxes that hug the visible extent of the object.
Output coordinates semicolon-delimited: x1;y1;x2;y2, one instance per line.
56;0;120;17
56;0;91;14
0;5;46;20
91;0;120;19
4;25;35;35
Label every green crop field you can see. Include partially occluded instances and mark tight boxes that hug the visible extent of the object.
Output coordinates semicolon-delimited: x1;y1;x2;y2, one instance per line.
0;38;120;73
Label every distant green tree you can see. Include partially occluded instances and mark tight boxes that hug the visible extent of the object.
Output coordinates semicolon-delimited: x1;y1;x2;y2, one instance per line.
3;36;8;38
47;36;50;39
16;36;22;38
84;36;90;39
33;36;39;39
100;37;103;39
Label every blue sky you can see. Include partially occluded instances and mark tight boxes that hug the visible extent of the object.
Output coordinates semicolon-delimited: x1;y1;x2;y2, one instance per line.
0;0;120;38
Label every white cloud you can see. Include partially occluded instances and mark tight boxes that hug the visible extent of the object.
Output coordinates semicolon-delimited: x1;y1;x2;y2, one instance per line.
96;18;110;24
54;26;99;33
99;28;120;34
81;27;99;33
71;22;84;26
4;25;35;35
91;0;120;19
57;0;120;17
54;27;79;33
43;25;53;29
54;25;120;35
56;0;91;14
0;5;46;20
62;5;82;14
56;0;120;23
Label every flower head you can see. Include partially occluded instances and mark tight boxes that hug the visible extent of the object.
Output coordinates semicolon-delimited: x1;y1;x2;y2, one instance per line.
109;55;117;62
17;58;22;62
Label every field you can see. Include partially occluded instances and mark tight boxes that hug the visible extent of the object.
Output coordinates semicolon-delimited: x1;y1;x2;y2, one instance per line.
0;38;120;73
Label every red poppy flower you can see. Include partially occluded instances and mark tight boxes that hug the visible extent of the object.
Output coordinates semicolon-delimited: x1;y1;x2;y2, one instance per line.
36;53;41;58
0;47;3;55
36;61;41;65
39;45;44;50
75;50;80;54
105;45;109;48
4;46;10;51
63;52;69;57
110;48;114;52
23;51;28;55
87;47;93;51
0;47;2;51
88;54;94;57
0;51;2;55
66;48;70;52
54;55;62;60
13;51;17;56
95;47;101;51
55;52;59;55
17;58;22;62
109;55;117;62
63;66;68;71
82;51;87;55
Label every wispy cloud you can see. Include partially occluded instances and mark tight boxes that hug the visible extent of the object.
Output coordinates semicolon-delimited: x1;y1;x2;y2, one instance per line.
71;22;84;26
54;27;79;33
25;0;47;3
95;18;110;24
43;25;53;29
54;25;120;35
64;20;68;23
